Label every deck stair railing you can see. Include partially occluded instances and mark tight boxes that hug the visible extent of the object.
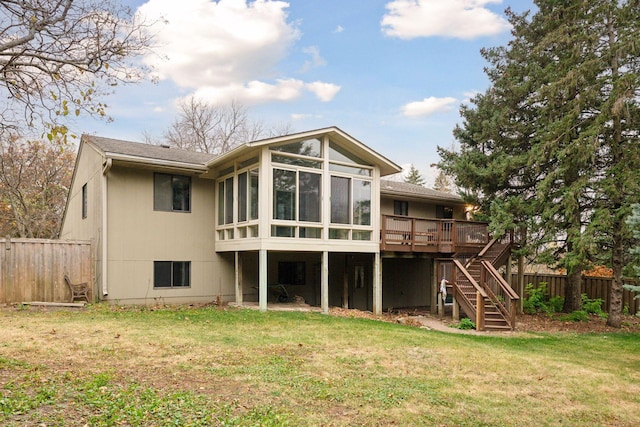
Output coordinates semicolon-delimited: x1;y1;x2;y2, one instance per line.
451;235;519;331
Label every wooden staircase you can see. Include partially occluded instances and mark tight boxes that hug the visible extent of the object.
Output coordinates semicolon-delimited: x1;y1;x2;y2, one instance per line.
451;238;519;331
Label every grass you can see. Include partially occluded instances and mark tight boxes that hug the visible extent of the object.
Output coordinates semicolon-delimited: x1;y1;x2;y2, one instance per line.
1;304;639;426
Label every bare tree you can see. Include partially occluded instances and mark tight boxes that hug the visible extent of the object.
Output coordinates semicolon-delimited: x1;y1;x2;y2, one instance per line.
0;0;154;136
163;97;291;154
0;135;74;238
432;170;453;193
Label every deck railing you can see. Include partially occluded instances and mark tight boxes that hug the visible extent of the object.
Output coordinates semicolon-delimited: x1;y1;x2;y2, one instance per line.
380;215;489;253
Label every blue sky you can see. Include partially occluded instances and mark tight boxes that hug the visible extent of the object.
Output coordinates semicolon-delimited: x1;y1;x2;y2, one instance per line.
77;0;535;186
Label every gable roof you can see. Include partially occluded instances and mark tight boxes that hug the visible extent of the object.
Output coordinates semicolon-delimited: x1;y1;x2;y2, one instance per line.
83;134;216;172
209;126;402;177
380;179;464;204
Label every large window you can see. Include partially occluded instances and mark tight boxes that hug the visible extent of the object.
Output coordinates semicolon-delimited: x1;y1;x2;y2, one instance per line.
353;180;371;225
154;173;191;212
299;171;321;222
154;261;190;288
273;169;296;220
330;177;371;226
331;176;350;224
273;168;322;223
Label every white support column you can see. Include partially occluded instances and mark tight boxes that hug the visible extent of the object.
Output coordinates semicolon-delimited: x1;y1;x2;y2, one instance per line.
321;251;329;314
373;252;382;315
234;251;243;305
259;249;267;312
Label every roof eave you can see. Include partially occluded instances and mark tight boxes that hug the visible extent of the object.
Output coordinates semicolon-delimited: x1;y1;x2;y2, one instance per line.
105;152;209;173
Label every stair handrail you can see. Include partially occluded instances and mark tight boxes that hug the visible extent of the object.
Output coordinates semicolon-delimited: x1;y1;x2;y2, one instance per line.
480;260;519;329
453;259;488;299
477;238;498;258
452;259;488;330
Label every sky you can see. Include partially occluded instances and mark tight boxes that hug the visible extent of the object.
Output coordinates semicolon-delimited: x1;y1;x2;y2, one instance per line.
77;0;536;186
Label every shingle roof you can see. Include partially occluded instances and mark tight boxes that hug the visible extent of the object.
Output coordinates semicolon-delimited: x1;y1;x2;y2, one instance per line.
84;134;217;166
380;179;464;203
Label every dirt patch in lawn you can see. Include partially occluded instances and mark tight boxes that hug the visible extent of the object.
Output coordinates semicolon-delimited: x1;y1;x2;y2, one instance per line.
328;306;640;334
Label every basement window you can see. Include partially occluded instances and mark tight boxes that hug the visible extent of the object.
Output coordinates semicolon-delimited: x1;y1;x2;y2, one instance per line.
154;261;191;288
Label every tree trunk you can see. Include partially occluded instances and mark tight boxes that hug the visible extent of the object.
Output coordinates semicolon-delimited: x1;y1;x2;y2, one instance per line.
563;268;582;312
608;224;624;328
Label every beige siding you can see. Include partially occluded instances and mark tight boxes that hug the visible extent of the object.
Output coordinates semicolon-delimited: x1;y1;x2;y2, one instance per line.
380;196;466;220
60;144;105;293
60;145;104;241
104;167;234;304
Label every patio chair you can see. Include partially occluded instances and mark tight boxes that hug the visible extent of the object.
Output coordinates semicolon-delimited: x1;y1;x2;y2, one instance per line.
64;275;90;303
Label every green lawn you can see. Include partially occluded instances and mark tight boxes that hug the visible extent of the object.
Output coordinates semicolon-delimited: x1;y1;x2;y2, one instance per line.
1;304;639;426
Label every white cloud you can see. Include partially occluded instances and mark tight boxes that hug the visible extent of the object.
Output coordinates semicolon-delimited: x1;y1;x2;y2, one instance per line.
333;25;344;33
300;46;326;73
305;82;341;102
381;0;510;40
291;113;312;120
136;0;338;105
402;96;457;117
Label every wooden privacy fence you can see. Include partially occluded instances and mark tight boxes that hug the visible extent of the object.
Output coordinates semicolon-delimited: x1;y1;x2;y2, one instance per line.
0;238;94;304
515;273;640;315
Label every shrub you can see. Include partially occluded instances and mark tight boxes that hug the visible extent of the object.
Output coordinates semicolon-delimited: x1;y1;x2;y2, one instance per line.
456;318;476;330
560;310;589;322
581;294;607;318
523;283;547;314
548;296;564;313
523;283;564;314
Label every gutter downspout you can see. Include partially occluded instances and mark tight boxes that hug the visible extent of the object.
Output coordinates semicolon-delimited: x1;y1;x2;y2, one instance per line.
101;158;112;296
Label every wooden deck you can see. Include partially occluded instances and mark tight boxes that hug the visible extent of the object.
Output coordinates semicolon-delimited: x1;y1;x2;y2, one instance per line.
380;215;489;254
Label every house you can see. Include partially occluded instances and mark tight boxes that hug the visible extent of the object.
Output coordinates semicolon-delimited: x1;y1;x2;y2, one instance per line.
61;126;518;329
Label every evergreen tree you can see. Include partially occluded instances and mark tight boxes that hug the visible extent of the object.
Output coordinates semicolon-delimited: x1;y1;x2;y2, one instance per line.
624;204;640;297
438;0;640;324
404;165;425;186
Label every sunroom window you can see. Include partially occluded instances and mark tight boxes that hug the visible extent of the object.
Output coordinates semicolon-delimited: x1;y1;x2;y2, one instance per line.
273;169;321;223
330;176;371;226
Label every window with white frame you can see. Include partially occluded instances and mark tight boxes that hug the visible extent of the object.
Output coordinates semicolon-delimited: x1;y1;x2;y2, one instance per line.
237;168;259;222
217;176;234;225
330;177;371;226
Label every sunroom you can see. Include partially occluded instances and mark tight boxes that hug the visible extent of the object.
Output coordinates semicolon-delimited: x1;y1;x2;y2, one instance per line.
209;127;401;314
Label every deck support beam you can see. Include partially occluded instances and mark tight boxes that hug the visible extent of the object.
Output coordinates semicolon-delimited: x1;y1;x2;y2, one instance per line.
234;251;243;306
259;249;267;312
373;252;382;315
321;251;329;314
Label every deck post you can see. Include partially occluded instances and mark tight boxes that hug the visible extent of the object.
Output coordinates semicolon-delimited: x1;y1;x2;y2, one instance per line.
321;251;329;314
373;252;382;315
452;291;460;321
342;256;349;308
235;251;243;306
259;249;267;312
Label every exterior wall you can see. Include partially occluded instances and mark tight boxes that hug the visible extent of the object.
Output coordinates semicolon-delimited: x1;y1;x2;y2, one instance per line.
380;196;466;220
104;166;234;304
382;257;433;309
60;144;105;291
